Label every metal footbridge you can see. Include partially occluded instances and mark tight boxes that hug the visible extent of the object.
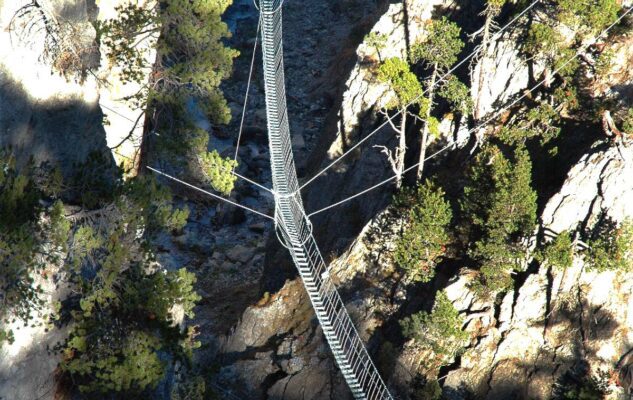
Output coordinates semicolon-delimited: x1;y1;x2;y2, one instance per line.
257;0;393;398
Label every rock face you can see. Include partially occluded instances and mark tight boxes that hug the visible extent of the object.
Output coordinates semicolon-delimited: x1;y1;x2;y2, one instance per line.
0;1;153;398
542;144;633;233
0;265;68;400
442;143;633;399
0;0;107;178
0;0;153;174
304;0;452;252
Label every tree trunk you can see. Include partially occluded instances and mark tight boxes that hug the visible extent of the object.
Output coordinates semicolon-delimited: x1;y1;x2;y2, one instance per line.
474;13;493;121
395;109;407;189
417;67;437;181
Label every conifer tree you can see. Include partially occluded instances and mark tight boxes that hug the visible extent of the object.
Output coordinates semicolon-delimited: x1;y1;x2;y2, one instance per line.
377;57;425;188
472;0;507;120
98;0;239;189
460;145;537;294
394;181;452;283
400;291;468;371
411;17;468;180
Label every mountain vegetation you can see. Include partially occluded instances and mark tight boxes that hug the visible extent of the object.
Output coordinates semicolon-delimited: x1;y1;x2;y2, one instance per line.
1;0;633;398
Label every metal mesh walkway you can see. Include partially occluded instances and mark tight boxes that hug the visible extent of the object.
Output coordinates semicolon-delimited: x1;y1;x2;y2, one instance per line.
258;1;393;399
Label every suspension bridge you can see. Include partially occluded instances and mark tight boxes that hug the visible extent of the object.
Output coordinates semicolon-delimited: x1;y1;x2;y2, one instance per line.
147;0;633;398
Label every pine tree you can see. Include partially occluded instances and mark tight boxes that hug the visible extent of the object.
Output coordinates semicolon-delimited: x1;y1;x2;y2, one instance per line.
411;17;467;181
400;291;468;370
460;145;537;294
98;0;239;186
393;181;452;283
377;57;425;188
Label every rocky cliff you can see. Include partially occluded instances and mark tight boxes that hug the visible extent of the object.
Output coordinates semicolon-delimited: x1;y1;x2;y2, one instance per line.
2;0;633;399
219;1;633;399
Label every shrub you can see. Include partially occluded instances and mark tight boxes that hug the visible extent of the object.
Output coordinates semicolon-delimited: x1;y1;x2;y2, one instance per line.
622;108;633;134
585;219;633;272
365;32;388;61
539;230;575;270
411;17;464;69
393;181;452;283
413;379;442;400
0;151;69;345
378;58;425;108
556;0;620;35
400;291;468;367
198;150;238;196
59;176;196;395
553;365;612;400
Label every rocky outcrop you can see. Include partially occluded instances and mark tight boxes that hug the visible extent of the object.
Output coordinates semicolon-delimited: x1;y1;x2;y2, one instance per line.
0;1;154;398
542;143;633;233
305;0;453;253
0;265;68;400
441;142;633;399
0;0;153;174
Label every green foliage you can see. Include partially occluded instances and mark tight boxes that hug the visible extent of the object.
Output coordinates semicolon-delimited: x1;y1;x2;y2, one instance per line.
554;367;612;400
199;150;238;196
526;23;579;78
460;145;537;293
413;379;442;400
499;102;562;147
622;108;633;134
594;49;615;78
487;0;508;11
97;0;238;168
556;0;620;35
98;0;238;118
438;75;473;115
539;231;575;270
400;291;468;366
585;219;633;272
171;375;207;400
0;153;39;228
62;329;165;393
427;116;440;139
411;17;464;70
378;57;424;108
0;151;69;344
56;173;196;394
393;181;452;283
365;32;388;60
69;152;121;209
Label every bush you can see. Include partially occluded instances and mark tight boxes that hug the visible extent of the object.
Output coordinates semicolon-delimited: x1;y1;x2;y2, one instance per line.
59;175;196;395
198;150;238;196
393;181;452;283
413;379;442;400
0;151;69;345
622;108;633;134
556;0;620;35
553;365;612;400
539;230;575;270
585;219;633;272
400;291;468;368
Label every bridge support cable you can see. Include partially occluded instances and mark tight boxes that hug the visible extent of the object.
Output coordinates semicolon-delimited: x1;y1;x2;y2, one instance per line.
257;1;393;399
307;4;633;218
146;166;275;220
296;0;542;193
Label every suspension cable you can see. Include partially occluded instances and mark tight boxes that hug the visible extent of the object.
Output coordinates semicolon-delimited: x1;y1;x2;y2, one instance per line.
297;0;541;193
307;5;633;217
147;166;274;220
234;17;262;169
